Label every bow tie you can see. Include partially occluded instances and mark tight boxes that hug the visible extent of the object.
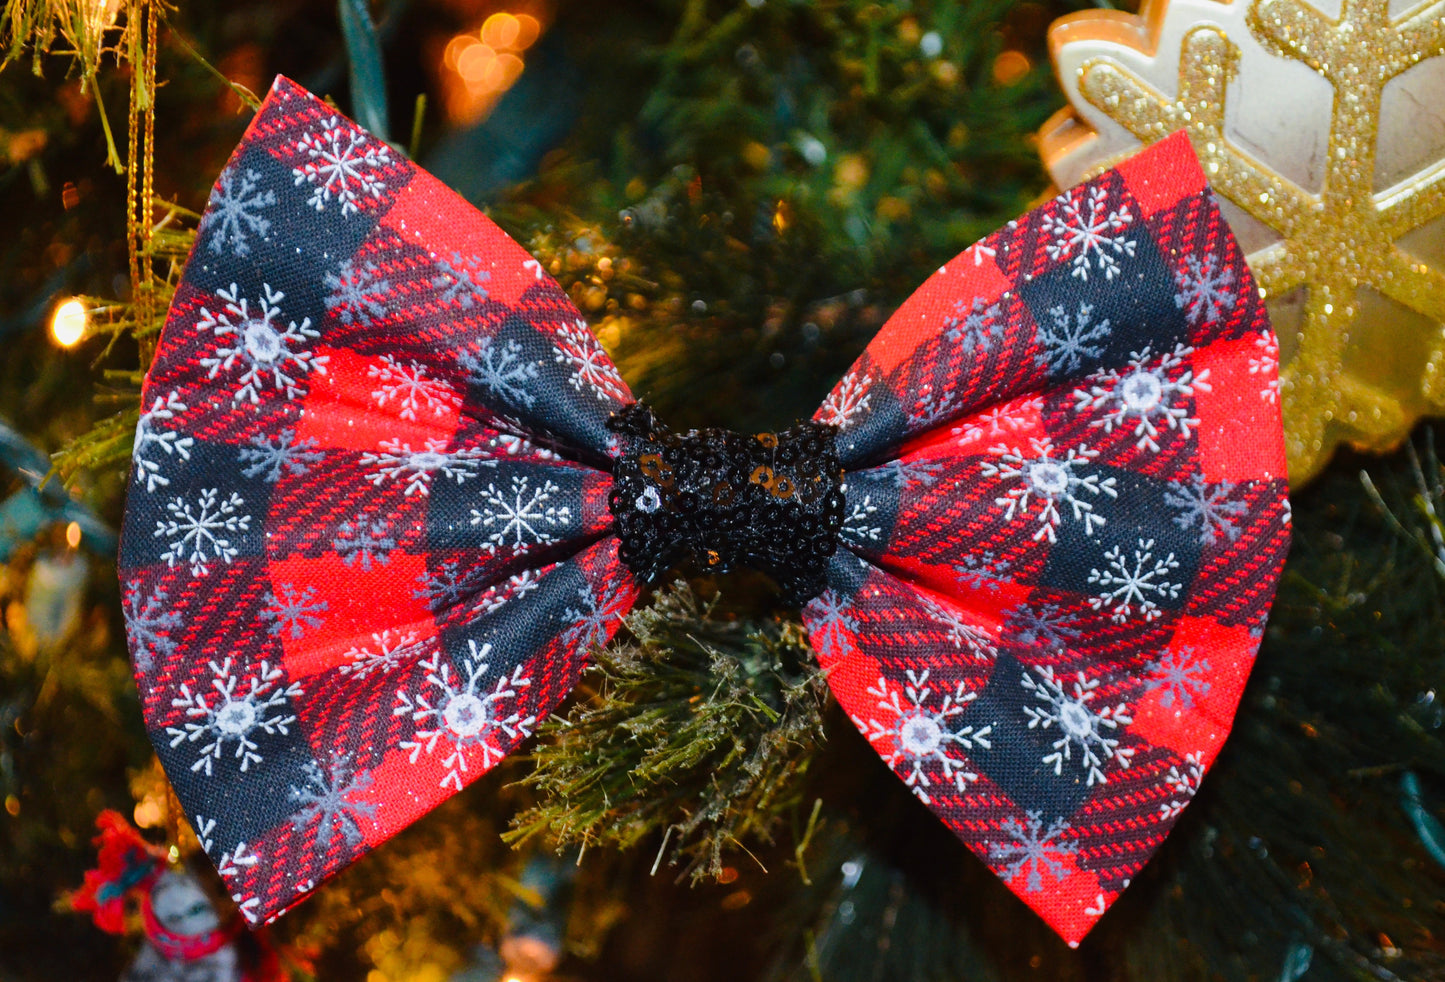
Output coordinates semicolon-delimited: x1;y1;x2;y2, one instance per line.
119;75;1289;946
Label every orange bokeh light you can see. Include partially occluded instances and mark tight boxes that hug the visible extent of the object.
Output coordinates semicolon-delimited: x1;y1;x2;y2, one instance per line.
439;9;546;125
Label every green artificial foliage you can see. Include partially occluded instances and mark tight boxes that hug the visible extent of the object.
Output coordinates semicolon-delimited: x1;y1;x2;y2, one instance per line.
509;582;828;882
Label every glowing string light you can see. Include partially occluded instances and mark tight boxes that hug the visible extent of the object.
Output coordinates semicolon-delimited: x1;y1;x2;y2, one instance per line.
51;298;87;347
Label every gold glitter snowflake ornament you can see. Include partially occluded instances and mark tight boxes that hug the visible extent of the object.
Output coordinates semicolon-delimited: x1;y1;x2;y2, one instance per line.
1040;0;1445;483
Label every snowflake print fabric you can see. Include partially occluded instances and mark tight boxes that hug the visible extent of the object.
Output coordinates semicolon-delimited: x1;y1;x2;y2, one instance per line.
120;77;639;928
806;132;1289;943
121;81;1288;948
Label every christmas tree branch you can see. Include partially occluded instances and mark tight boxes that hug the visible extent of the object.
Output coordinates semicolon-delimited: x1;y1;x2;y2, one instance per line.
508;582;828;883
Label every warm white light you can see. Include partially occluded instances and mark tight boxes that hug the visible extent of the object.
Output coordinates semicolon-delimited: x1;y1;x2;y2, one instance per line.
65;522;82;548
51;298;87;347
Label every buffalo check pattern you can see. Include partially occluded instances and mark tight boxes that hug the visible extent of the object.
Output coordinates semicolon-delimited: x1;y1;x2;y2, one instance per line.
120;76;1289;946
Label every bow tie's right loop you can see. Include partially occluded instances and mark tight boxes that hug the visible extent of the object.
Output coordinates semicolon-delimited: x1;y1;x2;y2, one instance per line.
607;402;845;603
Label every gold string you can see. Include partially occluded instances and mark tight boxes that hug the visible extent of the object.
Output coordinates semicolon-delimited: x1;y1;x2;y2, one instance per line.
125;0;158;334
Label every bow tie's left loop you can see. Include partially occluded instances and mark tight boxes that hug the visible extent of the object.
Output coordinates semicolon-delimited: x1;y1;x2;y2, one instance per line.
120;75;641;927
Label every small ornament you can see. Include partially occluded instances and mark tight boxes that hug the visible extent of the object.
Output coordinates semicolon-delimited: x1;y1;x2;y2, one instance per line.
70;811;286;982
1040;0;1445;483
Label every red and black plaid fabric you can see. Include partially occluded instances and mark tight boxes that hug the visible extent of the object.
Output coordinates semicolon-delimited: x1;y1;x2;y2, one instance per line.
119;76;1288;946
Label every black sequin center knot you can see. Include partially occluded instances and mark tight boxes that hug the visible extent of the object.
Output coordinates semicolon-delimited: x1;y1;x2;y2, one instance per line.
607;402;845;604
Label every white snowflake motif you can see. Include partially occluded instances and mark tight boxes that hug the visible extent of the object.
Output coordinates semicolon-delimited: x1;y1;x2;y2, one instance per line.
858;670;992;804
554;320;628;402
323;260;391;327
1250;331;1281;404
1164;473;1247;545
1072;344;1209;452
471;474;572;554
944;297;1004;352
1042;184;1136;281
333;515;395;570
368;355;462;421
1173;253;1236;326
289;752;378;851
908;382;959;428
1004;602;1082;654
360;438;495;497
154;488;251;576
988;810;1079;892
1160;752;1206;819
216;840;259;877
953;396;1044;445
339;629;428;679
214;841;263;924
818;370;873;428
918;594;996;658
489;431;562;462
192;815;219;854
1022;666;1134;786
233;892;262;925
1087;537;1182;623
953;551;1011;592
431;252;492;308
238;428;325;483
203;166;276;256
963;241;998;266
394;643;534;791
981;439;1117;542
561;581;630;651
878;458;942;489
805;588;859;655
132;392;194;492
840;493;882;545
414;560;486;613
167;657;302;775
474;569;543;617
123;581;182;673
196;283;328;404
259;583;328;639
291;116;391;216
1036;301;1111;375
459;336;541;410
1143;647;1212;711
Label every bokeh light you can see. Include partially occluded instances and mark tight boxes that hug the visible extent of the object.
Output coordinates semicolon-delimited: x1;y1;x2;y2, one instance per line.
50;298;87;347
438;9;546;125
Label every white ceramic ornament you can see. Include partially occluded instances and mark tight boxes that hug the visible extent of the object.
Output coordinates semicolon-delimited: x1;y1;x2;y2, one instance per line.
1039;0;1445;482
